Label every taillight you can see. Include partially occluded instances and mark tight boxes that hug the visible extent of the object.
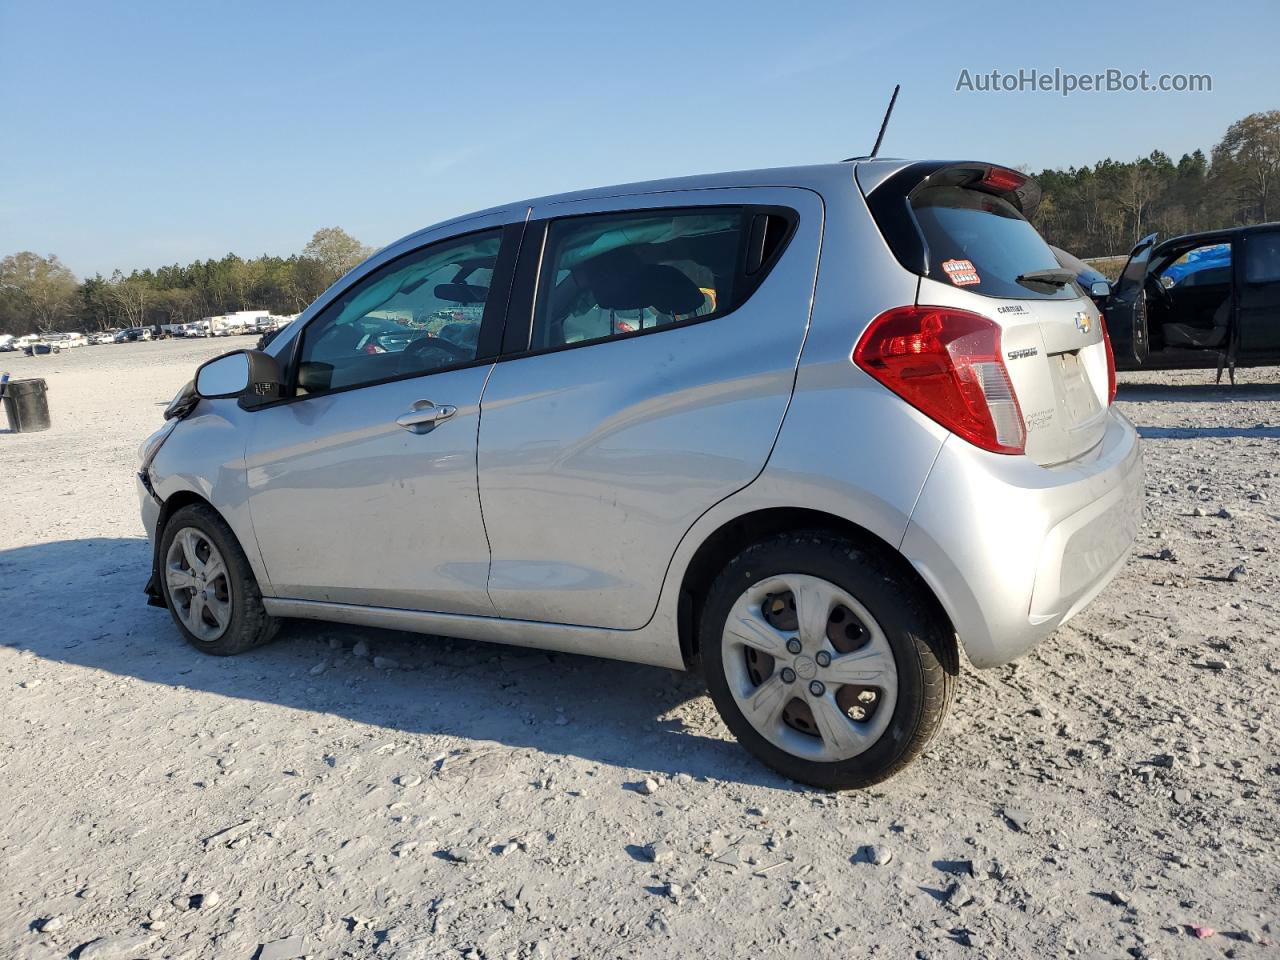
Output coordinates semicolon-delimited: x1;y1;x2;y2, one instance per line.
980;166;1026;193
853;305;1026;455
1099;313;1117;405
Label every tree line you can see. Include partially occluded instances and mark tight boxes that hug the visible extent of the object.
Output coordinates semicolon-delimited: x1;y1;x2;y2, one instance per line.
0;227;371;337
1031;110;1278;257
2;111;1277;337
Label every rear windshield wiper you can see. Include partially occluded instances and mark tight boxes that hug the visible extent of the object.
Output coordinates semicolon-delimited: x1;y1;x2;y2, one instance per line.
1016;268;1077;288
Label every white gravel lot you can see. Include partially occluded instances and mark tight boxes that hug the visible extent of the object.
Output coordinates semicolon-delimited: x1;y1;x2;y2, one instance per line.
1;339;1277;960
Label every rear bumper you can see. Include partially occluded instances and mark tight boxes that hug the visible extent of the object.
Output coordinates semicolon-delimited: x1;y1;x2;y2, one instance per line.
901;410;1144;667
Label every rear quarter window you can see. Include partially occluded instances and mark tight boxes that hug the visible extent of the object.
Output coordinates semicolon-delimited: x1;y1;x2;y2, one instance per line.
527;206;795;352
1245;231;1280;284
912;186;1073;300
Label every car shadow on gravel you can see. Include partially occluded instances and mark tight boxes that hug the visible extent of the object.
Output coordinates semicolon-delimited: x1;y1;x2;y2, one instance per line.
1137;424;1280;439
1117;381;1280;403
1;537;796;790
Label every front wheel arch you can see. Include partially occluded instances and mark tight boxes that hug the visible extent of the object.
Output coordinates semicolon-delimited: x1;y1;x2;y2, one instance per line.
156;500;279;655
150;491;254;593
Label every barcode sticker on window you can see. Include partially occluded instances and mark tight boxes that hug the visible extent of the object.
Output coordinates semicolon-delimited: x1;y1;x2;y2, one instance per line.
942;259;980;286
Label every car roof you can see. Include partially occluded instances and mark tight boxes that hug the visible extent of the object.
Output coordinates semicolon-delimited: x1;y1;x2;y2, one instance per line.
1154;220;1280;254
464;161;863;218
389;160;921;252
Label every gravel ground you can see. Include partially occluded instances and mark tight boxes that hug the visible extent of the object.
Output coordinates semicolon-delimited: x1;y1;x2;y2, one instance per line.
2;339;1277;960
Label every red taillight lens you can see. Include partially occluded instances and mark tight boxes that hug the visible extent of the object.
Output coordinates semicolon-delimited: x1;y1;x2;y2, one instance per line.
981;166;1026;193
1099;313;1117;405
853;306;1026;454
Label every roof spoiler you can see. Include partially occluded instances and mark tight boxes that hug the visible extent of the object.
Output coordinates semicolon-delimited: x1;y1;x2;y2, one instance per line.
862;161;1043;276
864;160;1041;215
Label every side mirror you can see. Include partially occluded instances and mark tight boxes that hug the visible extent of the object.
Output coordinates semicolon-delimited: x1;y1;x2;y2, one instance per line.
1090;280;1111;298
194;350;283;407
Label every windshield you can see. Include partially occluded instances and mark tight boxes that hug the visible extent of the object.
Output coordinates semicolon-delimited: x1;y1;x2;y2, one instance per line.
912;186;1073;300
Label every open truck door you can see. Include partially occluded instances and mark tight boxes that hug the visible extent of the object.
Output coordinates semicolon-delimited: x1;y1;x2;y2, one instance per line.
1105;233;1158;365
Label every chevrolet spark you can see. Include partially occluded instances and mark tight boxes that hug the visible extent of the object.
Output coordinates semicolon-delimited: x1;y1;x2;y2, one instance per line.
138;159;1143;789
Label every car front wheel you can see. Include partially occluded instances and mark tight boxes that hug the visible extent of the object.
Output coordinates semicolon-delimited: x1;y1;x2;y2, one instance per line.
700;533;957;789
159;503;279;656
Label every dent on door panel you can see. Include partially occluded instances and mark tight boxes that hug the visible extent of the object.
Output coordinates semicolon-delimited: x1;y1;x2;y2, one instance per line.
477;188;824;630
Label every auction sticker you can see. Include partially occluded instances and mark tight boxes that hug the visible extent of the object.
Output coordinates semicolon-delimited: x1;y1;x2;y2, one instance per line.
941;259;980;286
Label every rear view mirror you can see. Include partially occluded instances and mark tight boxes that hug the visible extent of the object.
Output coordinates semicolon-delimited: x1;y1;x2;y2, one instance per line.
1090;280;1111;298
434;282;488;304
194;349;283;406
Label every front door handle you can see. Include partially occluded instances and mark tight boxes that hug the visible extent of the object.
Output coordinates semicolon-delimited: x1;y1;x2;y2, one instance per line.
396;400;457;432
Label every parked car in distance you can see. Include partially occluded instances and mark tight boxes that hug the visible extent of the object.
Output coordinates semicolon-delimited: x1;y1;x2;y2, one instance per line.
42;332;87;349
23;340;61;355
115;326;153;343
138;159;1143;788
0;334;15;352
1051;245;1112;309
1099;222;1280;379
254;316;296;351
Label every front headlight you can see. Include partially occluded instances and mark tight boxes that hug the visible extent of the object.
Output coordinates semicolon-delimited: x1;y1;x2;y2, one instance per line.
164;379;198;420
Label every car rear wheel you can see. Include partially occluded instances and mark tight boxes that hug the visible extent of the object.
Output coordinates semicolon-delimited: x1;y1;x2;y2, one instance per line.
159;503;279;656
700;533;957;789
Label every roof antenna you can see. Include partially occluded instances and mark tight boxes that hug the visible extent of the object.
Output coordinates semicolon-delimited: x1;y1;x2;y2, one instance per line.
844;84;900;162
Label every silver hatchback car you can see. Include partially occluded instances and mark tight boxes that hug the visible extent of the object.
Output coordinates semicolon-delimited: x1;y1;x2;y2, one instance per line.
138;159;1143;788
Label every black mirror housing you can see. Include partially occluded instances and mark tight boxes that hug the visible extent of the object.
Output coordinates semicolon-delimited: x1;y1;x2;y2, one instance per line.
238;350;284;408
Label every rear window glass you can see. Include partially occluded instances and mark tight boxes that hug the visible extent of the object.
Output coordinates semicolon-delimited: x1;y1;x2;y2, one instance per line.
912;186;1074;300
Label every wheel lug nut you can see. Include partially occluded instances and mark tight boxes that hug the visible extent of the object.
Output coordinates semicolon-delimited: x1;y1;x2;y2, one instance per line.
815;651;831;667
846;705;867;721
808;680;825;697
786;638;802;654
857;689;877;703
780;667;797;683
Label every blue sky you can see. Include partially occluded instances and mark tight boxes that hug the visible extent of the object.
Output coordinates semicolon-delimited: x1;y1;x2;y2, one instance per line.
2;0;1276;278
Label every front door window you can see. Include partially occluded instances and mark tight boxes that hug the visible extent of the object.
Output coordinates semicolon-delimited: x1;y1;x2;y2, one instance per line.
296;230;502;395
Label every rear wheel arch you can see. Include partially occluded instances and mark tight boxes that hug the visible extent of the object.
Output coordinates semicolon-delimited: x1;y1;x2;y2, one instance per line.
676;507;955;668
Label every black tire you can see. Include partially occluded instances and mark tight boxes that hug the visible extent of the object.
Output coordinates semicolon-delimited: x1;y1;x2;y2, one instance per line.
158;503;279;656
700;532;957;789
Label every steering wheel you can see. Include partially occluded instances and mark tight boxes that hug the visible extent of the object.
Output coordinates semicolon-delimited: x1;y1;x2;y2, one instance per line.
399;334;470;372
1144;274;1172;306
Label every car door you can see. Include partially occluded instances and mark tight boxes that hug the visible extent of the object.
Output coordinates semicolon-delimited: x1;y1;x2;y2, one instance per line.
243;218;521;614
1237;228;1280;358
476;188;823;630
1104;233;1158;365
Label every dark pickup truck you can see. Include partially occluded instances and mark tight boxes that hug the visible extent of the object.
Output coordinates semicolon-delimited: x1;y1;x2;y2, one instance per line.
1090;223;1280;381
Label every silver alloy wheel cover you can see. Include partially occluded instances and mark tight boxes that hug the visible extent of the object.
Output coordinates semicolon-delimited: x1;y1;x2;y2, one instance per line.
721;573;899;763
165;527;232;642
